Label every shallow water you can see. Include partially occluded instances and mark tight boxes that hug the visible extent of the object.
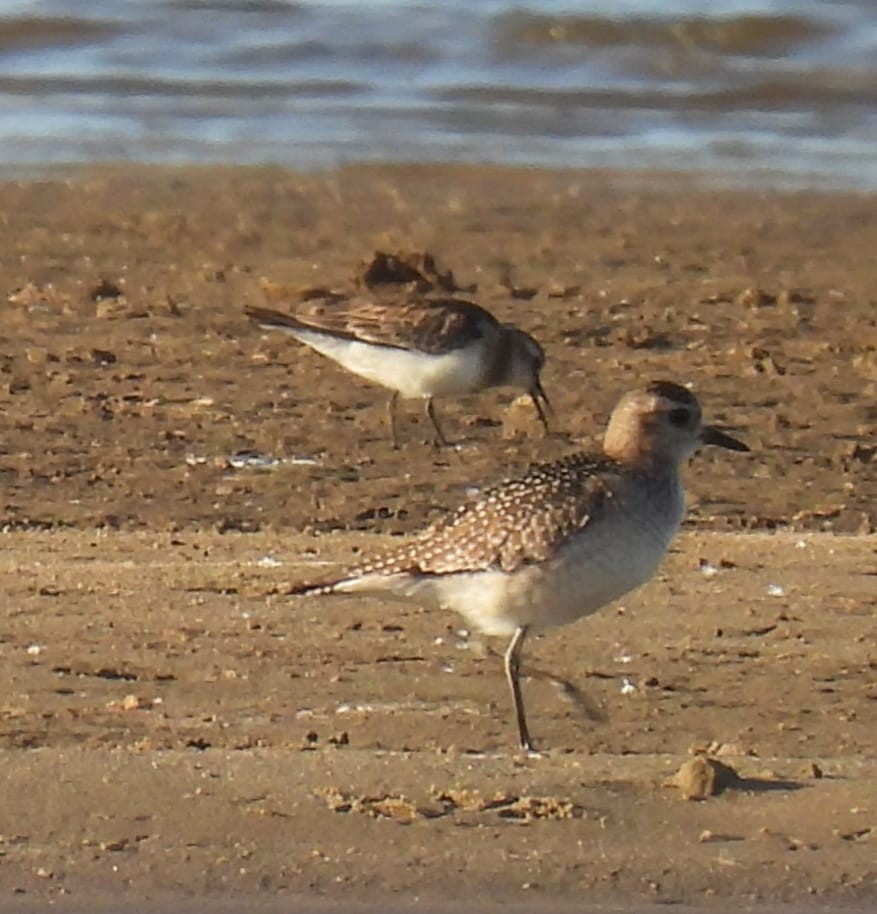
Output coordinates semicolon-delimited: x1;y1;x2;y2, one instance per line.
0;2;875;185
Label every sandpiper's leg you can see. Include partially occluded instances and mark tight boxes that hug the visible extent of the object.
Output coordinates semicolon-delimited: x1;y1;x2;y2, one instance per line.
504;625;534;752
530;380;552;436
387;391;400;448
425;397;449;447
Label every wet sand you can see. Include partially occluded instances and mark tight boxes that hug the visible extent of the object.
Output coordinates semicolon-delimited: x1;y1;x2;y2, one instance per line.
0;165;875;909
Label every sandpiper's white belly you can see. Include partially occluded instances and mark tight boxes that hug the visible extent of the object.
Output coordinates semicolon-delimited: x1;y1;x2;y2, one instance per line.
290;329;489;398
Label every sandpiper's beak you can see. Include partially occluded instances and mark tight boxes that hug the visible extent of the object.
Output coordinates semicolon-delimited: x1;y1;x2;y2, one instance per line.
530;379;552;434
701;425;749;452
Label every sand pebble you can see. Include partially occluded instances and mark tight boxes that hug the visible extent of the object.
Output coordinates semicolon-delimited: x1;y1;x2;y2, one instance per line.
669;756;740;800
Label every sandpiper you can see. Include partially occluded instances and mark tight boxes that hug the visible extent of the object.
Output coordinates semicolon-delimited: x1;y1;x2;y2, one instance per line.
288;381;748;751
244;298;550;446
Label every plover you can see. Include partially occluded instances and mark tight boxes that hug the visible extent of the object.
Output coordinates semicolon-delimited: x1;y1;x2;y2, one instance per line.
288;381;748;751
244;298;549;446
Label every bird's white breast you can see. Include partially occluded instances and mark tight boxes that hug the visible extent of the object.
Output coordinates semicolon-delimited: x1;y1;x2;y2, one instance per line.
406;478;685;637
289;328;489;398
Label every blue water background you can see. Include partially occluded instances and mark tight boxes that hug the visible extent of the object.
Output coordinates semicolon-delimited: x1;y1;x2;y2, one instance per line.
0;0;875;187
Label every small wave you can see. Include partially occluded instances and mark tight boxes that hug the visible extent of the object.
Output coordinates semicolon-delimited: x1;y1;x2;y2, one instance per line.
0;74;366;99
432;76;877;113
493;11;836;57
164;0;304;13
0;15;119;50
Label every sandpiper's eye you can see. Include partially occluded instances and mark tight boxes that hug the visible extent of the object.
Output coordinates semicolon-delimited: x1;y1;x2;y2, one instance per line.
668;408;690;427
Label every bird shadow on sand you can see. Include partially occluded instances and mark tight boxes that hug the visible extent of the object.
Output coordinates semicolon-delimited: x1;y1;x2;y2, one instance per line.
518;663;610;724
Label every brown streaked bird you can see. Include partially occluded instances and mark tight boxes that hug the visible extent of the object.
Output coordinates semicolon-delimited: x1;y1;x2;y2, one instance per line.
287;382;748;752
244;298;550;446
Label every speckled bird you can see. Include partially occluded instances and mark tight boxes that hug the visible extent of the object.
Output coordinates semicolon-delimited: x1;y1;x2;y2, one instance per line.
289;381;749;750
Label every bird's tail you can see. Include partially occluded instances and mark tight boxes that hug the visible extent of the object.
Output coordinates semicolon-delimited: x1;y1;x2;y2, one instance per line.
244;304;307;332
285;575;341;597
286;566;413;600
284;562;380;596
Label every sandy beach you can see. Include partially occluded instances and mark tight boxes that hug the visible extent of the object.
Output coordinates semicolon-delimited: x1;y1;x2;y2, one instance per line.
0;165;875;909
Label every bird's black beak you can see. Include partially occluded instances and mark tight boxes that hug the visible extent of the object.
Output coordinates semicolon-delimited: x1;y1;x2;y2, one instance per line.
701;425;749;452
530;379;552;435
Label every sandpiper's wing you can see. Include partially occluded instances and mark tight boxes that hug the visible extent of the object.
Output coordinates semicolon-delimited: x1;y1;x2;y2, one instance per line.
246;298;499;355
291;454;623;595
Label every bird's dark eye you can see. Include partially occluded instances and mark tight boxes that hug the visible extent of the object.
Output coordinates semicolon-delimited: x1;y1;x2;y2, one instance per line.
668;408;690;427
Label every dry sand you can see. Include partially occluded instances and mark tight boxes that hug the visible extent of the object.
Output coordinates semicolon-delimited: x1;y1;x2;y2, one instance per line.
0;165;875;909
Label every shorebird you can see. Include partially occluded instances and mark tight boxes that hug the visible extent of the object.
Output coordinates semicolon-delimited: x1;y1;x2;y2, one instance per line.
244;298;549;446
288;381;748;751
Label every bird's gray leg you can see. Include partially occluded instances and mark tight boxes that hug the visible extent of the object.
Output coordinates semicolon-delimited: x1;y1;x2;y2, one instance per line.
504;625;534;752
530;391;550;436
425;397;449;447
387;391;400;449
529;379;552;436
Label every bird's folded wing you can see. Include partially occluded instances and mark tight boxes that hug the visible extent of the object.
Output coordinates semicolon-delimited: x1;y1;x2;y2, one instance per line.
248;298;497;355
368;454;621;576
